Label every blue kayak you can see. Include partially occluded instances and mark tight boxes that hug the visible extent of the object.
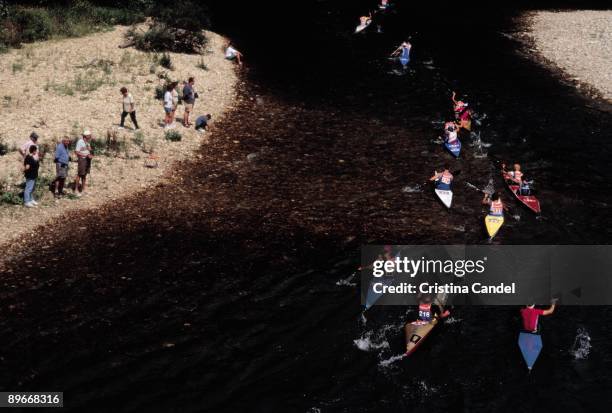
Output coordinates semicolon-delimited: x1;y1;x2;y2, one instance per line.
518;332;543;370
444;139;461;158
399;48;410;67
365;275;395;310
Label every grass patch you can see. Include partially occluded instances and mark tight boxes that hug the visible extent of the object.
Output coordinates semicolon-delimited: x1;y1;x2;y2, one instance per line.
0;4;145;52
159;52;173;70
45;71;115;96
196;58;208;71
12;61;24;74
0;136;15;156
165;130;182;142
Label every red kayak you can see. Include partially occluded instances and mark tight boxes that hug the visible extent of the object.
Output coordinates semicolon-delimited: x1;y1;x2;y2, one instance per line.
502;170;541;214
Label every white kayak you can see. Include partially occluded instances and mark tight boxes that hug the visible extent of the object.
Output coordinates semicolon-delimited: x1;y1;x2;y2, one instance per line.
435;188;453;208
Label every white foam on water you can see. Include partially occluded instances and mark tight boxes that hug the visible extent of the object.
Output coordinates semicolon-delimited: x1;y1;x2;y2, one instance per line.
513;214;521;221
571;328;592;360
336;273;356;287
417;380;439;395
402;185;423;193
354;330;391;352
453;225;466;232
444;316;462;325
379;353;406;367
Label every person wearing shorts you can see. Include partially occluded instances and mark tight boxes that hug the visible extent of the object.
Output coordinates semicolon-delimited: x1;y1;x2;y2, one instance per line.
225;44;243;66
163;83;175;128
53;136;71;198
182;77;197;127
74;130;93;197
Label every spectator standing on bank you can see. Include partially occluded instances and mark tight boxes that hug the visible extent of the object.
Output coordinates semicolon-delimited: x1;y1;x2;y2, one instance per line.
182;77;198;127
163;83;175;129
53;136;71;198
74;130;93;197
171;81;179;125
23;145;39;207
119;87;139;130
19;132;39;160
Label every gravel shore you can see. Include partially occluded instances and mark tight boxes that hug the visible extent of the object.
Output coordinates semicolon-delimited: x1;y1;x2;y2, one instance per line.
528;10;612;102
0;27;238;249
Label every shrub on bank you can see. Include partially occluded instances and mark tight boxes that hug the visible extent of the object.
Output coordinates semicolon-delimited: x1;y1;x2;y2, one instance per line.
128;1;209;54
0;2;145;51
165;130;182;142
13;8;52;43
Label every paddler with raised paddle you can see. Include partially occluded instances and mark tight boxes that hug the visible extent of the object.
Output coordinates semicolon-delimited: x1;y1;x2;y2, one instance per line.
520;299;558;333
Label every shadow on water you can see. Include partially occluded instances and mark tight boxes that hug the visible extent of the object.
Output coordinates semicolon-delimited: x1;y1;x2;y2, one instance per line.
1;0;611;412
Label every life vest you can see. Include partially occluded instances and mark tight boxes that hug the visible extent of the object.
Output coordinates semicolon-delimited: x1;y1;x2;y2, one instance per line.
440;171;453;185
418;303;432;321
490;199;504;215
511;170;523;182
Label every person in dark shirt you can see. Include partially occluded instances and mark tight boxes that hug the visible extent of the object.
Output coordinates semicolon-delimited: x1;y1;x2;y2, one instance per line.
23;145;40;207
53;136;71;198
195;114;212;132
182;77;198;127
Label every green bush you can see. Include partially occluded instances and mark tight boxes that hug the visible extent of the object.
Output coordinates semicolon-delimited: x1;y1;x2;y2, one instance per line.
14;8;53;43
164;130;182;142
0;137;10;156
159;52;173;69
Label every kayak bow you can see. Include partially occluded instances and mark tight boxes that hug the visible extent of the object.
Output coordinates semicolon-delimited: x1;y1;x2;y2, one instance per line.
404;291;448;356
435;188;453;209
484;214;504;239
518;331;543;370
444;139;461;158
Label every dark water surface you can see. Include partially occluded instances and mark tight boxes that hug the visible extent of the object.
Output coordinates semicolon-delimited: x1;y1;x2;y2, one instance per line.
1;0;612;412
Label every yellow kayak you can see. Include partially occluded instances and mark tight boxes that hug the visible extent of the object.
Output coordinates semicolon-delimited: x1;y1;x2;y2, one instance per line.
485;214;504;239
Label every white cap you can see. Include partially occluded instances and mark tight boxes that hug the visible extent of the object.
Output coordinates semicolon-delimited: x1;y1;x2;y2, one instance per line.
83;130;92;136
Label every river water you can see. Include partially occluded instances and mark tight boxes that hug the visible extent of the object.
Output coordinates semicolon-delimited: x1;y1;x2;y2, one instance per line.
1;0;611;411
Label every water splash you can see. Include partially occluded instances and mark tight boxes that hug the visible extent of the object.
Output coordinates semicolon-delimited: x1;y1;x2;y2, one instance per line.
571;328;592;360
444;316;462;325
354;330;391;352
402;184;423;193
336;272;356;287
379;353;406;367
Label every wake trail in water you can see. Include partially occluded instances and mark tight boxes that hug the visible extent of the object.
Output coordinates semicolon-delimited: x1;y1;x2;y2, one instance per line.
571;328;592;360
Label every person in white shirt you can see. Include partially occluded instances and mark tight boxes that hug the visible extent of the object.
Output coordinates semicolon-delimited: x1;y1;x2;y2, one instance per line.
225;44;243;66
119;87;139;130
163;83;175;128
73;130;93;197
19;132;40;160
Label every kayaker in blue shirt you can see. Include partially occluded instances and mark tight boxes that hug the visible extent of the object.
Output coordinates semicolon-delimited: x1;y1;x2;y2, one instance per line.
391;41;411;69
417;293;450;323
429;164;453;190
53;136;71;198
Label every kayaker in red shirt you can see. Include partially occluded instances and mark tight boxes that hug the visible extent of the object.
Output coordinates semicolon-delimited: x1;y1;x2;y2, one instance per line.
451;91;472;131
520;300;557;333
417;294;450;323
